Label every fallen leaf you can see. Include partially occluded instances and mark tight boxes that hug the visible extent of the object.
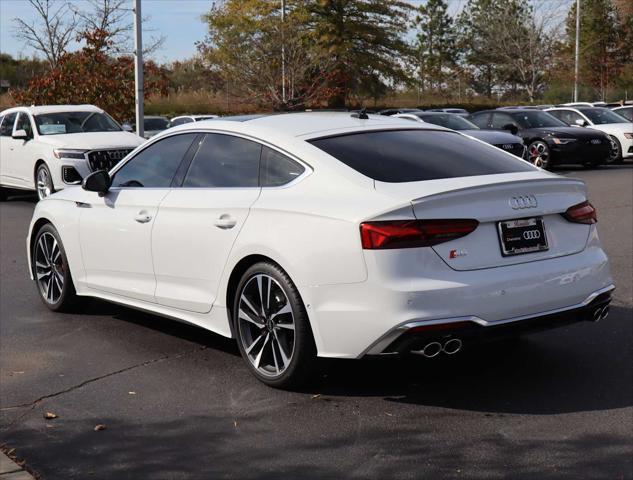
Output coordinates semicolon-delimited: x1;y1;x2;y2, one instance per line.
94;424;106;431
44;412;58;419
11;371;24;375
385;412;393;417
233;420;238;428
311;394;321;399
128;391;136;395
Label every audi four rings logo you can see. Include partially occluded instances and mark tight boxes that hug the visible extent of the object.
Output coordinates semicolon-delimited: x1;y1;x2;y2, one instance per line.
509;195;538;209
502;144;514;150
523;230;541;240
590;139;601;144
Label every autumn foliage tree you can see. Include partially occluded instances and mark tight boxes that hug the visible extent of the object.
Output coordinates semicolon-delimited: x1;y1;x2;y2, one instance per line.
13;29;168;121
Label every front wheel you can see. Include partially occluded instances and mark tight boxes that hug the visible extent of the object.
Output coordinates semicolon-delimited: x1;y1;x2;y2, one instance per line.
608;136;623;164
35;164;54;201
33;224;78;311
528;140;551;169
234;262;316;388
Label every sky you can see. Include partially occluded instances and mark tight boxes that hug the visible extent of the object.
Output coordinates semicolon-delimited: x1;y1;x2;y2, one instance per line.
0;0;574;64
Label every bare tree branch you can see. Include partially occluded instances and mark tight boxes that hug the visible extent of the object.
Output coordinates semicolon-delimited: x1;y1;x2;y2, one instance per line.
12;0;78;68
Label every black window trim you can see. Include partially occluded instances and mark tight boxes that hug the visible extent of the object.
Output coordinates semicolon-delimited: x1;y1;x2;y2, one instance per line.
0;111;19;137
108;129;313;190
308;126;452;143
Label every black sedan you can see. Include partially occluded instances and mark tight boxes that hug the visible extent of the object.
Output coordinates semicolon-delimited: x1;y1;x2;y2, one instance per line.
469;109;611;169
394;111;526;158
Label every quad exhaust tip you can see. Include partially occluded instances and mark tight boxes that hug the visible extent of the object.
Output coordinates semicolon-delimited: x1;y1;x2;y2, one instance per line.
414;338;463;358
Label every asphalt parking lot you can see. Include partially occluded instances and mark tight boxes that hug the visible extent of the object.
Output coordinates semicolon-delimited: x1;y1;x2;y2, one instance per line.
1;165;632;480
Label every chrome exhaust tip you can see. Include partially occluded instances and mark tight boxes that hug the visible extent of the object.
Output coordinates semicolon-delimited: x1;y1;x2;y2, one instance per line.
420;341;443;358
443;338;462;355
592;307;603;322
601;306;609;320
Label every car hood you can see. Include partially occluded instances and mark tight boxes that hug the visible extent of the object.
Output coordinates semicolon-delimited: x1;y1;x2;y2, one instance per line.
586;123;633;135
37;131;145;149
523;126;607;139
460;129;523;144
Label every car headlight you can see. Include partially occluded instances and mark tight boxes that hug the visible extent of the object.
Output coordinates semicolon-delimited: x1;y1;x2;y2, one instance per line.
624;133;633;139
551;137;577;145
53;149;88;159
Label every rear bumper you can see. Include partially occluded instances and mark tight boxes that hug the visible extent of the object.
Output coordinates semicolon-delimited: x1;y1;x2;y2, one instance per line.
549;143;610;165
366;285;614;355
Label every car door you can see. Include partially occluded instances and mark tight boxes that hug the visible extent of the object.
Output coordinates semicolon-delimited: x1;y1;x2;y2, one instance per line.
9;112;38;188
79;133;199;303
0;112;19;187
151;132;263;313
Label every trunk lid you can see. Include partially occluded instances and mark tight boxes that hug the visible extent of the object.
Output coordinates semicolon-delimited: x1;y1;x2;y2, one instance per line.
375;172;591;270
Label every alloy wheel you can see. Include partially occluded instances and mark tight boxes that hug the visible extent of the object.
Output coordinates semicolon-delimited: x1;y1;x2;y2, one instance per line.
528;141;550;168
608;136;621;163
35;232;65;304
237;274;296;378
36;166;52;200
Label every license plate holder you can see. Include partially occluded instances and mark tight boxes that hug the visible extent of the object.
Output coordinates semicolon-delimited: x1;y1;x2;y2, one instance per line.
497;217;548;257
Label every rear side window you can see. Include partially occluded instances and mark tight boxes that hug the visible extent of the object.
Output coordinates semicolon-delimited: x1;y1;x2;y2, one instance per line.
183;133;261;188
309;129;534;183
0;112;17;136
260;147;305;187
469;113;490;128
113;133;197;188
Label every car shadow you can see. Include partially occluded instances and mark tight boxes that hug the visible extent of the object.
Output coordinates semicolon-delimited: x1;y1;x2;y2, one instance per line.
76;299;632;416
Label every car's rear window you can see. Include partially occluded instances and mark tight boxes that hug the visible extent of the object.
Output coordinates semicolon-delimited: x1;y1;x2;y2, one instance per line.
309;129;533;183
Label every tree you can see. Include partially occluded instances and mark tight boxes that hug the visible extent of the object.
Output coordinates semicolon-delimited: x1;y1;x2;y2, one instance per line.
305;0;413;106
200;0;338;110
564;0;632;100
12;0;78;68
12;29;168;121
70;0;165;56
412;0;457;94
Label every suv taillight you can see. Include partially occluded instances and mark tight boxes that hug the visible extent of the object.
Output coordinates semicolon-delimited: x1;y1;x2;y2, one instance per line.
563;201;597;224
360;219;479;250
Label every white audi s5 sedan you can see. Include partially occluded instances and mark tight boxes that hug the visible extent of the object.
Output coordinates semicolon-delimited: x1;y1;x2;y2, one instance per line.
26;112;614;387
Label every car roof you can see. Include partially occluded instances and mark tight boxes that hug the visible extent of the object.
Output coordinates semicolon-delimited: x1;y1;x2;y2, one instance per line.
164;111;442;140
1;104;103;115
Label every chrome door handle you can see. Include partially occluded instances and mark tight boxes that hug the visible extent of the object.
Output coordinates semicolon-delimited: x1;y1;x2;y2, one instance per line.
134;211;152;223
214;215;237;229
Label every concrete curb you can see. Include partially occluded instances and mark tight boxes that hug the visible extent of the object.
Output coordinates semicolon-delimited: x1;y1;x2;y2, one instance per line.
0;452;34;480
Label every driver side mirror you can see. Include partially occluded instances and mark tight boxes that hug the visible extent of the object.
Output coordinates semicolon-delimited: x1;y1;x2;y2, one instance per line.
121;123;133;132
82;170;111;196
12;129;29;140
574;119;589;127
502;124;519;135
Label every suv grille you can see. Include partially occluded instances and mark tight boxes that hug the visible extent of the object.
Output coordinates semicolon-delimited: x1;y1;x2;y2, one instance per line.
88;149;133;171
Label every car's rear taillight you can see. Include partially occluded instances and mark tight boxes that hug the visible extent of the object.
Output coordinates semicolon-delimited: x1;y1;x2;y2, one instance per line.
563;201;597;224
360;219;479;250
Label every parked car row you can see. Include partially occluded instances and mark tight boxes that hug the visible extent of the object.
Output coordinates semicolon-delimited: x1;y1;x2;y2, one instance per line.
380;104;632;168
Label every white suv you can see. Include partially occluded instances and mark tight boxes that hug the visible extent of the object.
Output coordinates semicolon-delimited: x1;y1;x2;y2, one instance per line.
0;105;145;200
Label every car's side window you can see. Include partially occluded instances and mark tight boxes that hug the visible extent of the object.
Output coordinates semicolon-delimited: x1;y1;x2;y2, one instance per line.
112;133;198;188
469;113;490;128
260;146;305;187
564;110;584;125
15;112;34;138
182;133;261;188
491;113;518;129
0;112;18;137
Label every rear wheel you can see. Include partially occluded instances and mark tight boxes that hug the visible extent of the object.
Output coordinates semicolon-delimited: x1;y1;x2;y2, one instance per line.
33;224;78;311
233;262;316;388
528;140;551;169
35;164;54;201
608;136;622;164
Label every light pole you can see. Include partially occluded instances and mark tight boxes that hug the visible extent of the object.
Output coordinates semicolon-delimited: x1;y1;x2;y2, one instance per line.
133;0;144;138
573;0;580;102
281;0;286;106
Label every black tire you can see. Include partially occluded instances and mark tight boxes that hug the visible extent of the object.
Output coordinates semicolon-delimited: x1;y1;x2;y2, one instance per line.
0;187;7;201
233;261;316;388
527;140;551;169
35;163;55;201
32;224;78;312
608;136;623;164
